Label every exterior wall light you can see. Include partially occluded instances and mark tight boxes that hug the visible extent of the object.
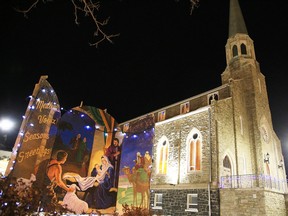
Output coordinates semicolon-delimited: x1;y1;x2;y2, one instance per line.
278;159;283;169
264;153;269;164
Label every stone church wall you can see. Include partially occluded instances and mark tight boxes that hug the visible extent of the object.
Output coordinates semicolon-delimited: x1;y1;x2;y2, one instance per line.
151;108;211;186
150;188;220;216
220;188;286;216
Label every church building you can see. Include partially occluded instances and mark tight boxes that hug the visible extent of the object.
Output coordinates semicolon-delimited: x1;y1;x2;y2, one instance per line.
118;0;288;215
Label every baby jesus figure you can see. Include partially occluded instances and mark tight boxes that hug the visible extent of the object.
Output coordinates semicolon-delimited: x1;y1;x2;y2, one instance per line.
91;163;102;184
62;155;114;191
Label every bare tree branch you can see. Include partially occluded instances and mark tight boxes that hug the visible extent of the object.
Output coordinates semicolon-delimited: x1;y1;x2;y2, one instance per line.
190;0;200;15
14;0;40;18
13;0;200;48
14;0;120;48
71;0;120;47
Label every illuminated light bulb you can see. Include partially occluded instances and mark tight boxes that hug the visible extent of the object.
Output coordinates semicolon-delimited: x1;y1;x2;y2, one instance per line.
0;118;15;131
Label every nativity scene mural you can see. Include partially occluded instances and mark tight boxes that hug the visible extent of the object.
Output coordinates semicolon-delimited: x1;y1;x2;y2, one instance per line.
37;105;123;214
4;76;155;215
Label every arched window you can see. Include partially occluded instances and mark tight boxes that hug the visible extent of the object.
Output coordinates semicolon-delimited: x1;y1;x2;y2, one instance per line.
208;92;219;105
157;137;168;174
240;43;247;55
232;45;238;57
223;155;232;187
223;155;231;169
187;129;202;171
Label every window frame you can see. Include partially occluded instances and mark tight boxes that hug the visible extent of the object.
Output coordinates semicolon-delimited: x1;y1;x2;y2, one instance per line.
180;102;190;114
157;110;166;121
207;92;219;105
152;193;163;209
185;193;198;212
187;130;202;172
157;138;168;175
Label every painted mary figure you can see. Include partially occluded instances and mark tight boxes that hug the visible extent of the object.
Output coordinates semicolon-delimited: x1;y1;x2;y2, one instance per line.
85;155;117;210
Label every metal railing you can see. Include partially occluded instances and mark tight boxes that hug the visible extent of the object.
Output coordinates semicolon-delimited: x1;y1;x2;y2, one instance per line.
220;174;288;192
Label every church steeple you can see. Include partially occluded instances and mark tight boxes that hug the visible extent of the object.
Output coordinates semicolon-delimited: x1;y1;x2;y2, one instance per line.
229;0;248;37
222;0;257;81
222;0;280;178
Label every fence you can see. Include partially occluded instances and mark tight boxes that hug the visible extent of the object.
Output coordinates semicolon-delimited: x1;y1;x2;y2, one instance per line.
220;174;288;192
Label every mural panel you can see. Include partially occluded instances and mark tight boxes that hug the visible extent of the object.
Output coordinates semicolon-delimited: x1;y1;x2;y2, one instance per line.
6;77;155;215
116;115;154;214
46;106;121;214
9;76;60;181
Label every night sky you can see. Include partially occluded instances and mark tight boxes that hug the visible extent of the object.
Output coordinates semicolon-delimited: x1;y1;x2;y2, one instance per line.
1;0;287;169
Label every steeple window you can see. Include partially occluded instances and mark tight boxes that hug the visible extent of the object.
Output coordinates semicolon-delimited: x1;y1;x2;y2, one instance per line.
240;43;247;55
232;45;238;57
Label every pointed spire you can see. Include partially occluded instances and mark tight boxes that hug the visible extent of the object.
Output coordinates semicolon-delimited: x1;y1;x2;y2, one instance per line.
229;0;248;37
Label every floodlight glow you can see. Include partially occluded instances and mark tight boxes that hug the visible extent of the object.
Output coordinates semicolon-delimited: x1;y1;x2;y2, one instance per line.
0;118;15;132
